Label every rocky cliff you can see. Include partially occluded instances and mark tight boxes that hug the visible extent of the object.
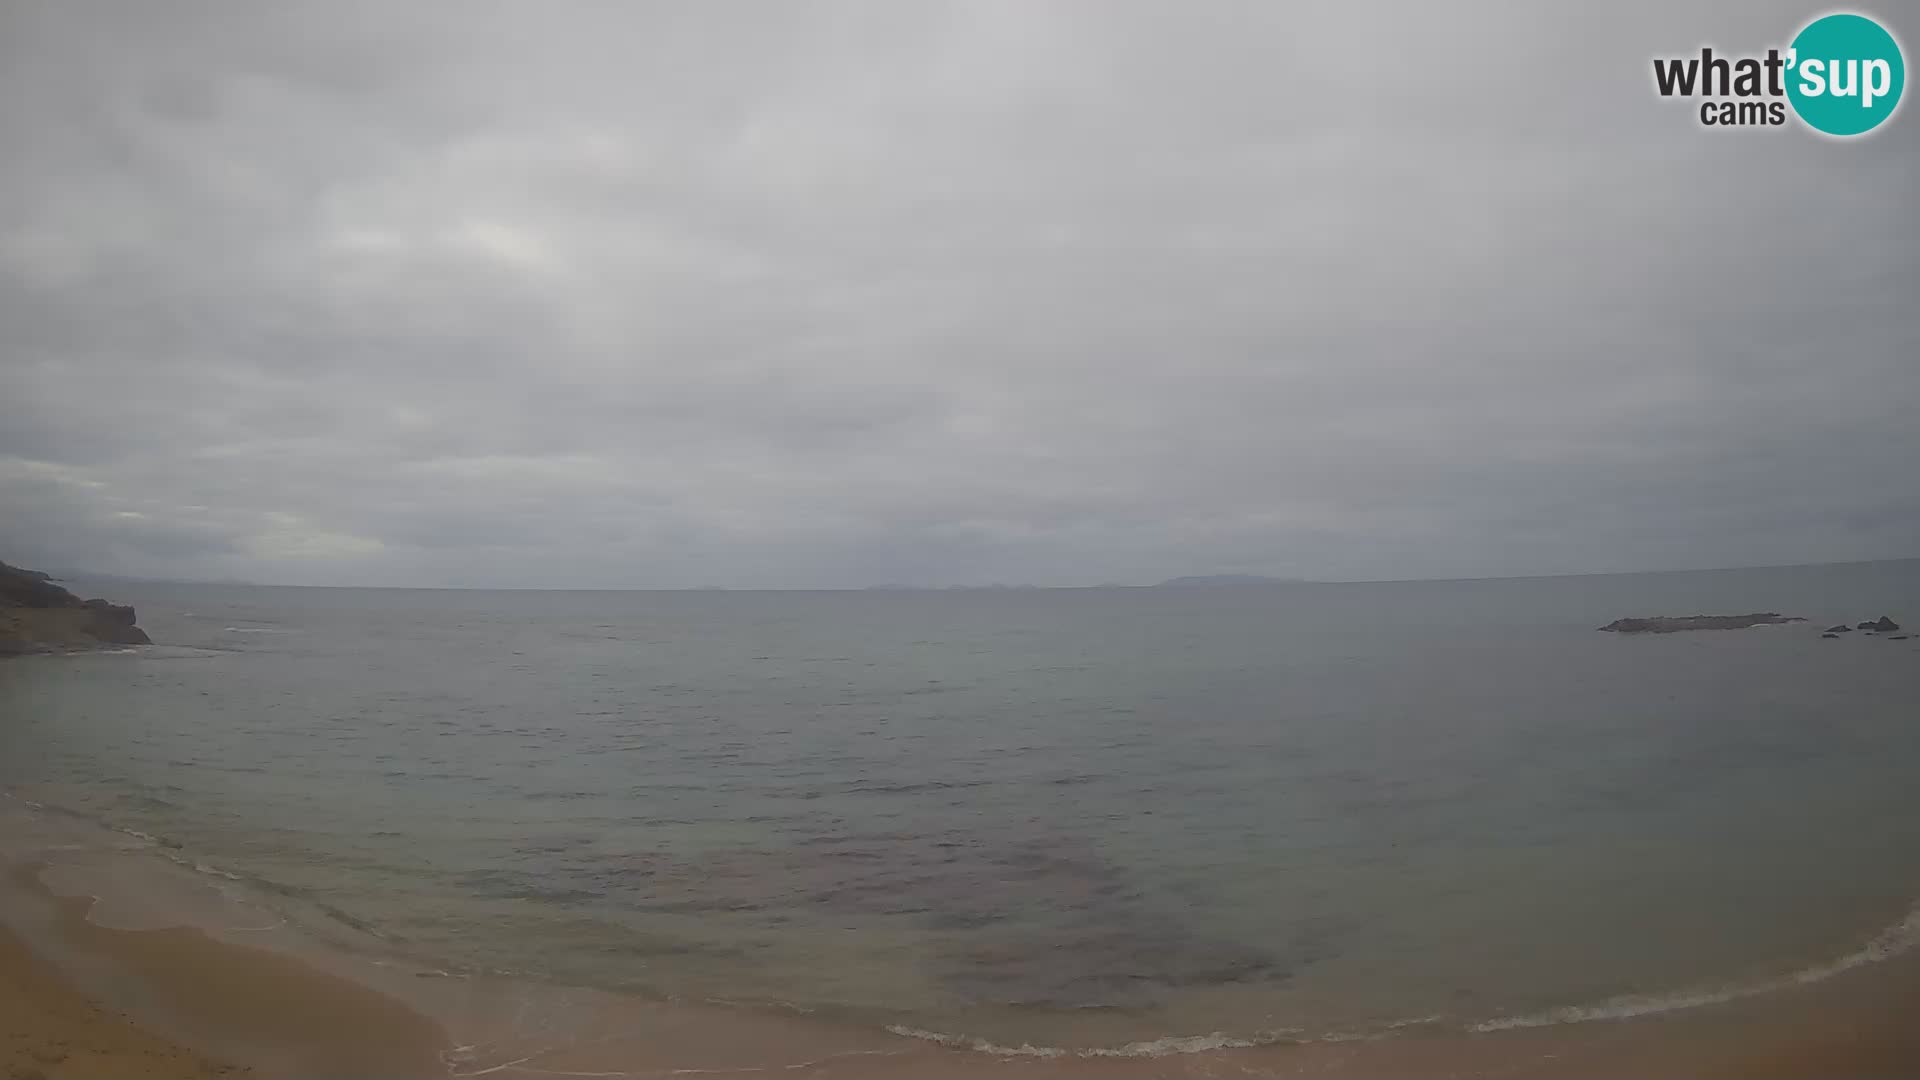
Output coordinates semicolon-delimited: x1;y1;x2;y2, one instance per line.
0;560;151;655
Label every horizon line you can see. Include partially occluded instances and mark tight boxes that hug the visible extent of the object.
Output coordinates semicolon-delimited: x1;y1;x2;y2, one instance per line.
44;554;1920;593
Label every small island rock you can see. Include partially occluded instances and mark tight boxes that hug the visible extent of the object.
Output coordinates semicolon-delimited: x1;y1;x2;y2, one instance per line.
1597;613;1805;634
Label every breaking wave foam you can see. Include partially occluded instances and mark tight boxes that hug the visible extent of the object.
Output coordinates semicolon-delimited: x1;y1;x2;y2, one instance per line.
882;1025;1296;1058
892;900;1920;1053
1472;901;1920;1031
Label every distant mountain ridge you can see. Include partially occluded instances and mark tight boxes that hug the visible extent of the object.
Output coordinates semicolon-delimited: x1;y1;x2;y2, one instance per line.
1155;574;1306;588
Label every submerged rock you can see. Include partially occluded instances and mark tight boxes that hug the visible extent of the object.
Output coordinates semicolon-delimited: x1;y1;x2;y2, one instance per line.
1822;632;1841;639
1597;613;1805;633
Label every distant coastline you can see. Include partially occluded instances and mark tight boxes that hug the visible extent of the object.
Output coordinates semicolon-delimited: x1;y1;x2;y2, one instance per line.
1154;574;1305;588
28;555;1917;593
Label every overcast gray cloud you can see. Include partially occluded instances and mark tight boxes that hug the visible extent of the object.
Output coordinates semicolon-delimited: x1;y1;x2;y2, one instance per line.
1;0;1916;587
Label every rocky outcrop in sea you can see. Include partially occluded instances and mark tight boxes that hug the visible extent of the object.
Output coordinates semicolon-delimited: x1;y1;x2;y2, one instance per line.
0;559;151;655
1597;613;1804;633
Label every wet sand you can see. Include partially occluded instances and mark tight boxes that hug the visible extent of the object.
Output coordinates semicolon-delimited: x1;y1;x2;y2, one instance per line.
6;839;1920;1080
0;864;447;1079
0;922;246;1080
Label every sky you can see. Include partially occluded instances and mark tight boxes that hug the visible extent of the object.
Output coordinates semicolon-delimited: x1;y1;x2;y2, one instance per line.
1;1;1916;588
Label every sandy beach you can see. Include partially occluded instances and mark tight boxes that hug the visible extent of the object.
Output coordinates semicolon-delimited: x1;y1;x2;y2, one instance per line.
0;921;245;1080
6;842;1920;1080
0;861;446;1079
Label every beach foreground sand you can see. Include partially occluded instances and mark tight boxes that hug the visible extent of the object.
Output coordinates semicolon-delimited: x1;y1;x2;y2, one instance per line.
0;921;246;1080
0;865;445;1079
6;841;1920;1080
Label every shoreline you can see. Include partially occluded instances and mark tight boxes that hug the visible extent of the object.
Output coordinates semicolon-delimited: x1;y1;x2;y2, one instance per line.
14;789;1920;1060
5;831;1920;1080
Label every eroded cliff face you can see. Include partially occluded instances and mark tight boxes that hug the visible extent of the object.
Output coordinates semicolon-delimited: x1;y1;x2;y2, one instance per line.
0;561;151;655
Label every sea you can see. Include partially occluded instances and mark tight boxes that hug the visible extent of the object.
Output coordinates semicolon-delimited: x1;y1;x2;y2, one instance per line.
3;559;1919;1055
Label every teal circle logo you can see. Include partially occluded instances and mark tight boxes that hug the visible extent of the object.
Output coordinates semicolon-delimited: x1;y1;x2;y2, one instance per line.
1787;13;1905;136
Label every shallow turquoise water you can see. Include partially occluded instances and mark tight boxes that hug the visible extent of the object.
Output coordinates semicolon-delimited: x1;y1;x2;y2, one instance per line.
3;561;1919;1046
